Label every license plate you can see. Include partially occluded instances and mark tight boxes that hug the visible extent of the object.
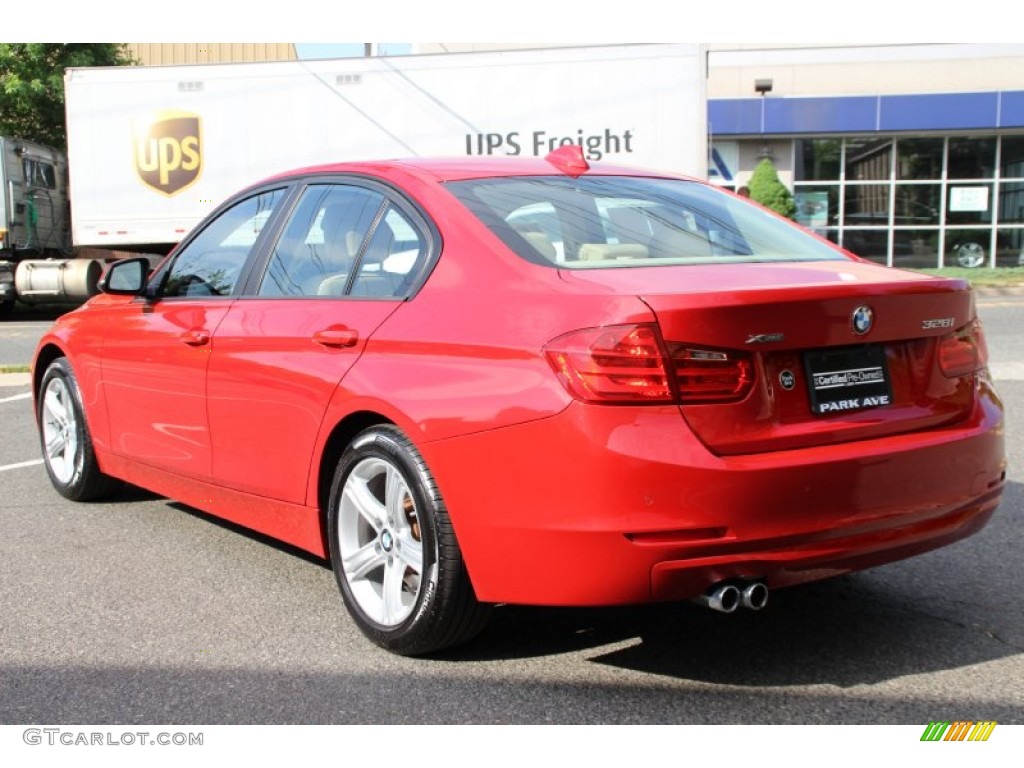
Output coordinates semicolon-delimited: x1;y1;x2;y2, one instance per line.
803;345;892;415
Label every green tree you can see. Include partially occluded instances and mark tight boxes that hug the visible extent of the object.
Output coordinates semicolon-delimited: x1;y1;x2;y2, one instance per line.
748;157;796;220
0;44;134;149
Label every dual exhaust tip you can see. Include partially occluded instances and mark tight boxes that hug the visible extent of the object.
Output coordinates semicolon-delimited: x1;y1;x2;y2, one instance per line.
695;581;768;613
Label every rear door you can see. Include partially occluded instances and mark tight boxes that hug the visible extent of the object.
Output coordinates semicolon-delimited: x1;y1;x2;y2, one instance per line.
206;180;435;503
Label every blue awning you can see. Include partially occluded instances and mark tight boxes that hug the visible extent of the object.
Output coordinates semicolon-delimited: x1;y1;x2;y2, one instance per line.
709;91;1024;136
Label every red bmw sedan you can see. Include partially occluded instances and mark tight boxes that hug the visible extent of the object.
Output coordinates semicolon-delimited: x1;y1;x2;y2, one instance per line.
33;147;1005;655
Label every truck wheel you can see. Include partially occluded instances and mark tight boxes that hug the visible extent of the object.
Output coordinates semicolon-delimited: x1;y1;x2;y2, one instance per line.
327;425;491;655
38;358;120;501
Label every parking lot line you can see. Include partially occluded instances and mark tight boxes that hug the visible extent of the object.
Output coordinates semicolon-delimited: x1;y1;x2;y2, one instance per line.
0;458;43;473
0;392;32;404
988;362;1024;380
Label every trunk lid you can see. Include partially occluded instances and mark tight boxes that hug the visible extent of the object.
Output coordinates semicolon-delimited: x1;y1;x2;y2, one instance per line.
559;260;982;454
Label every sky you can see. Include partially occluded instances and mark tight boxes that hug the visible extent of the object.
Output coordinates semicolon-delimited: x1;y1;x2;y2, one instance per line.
8;0;1005;45
294;44;411;60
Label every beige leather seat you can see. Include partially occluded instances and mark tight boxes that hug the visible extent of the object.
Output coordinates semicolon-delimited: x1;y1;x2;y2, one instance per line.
522;231;557;262
577;243;649;262
317;271;350;296
316;225;362;296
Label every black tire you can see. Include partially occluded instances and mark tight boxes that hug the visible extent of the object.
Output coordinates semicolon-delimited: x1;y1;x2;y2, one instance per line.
37;357;120;501
327;425;490;655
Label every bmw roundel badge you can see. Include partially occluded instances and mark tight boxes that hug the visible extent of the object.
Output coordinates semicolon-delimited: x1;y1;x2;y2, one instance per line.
851;306;874;335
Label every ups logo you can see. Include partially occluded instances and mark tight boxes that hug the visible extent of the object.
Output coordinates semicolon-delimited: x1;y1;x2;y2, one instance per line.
133;111;202;196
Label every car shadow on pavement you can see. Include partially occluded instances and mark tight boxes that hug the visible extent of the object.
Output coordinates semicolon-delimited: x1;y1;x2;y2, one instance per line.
165;501;333;569
447;574;1020;690
448;479;1024;688
141;482;1021;691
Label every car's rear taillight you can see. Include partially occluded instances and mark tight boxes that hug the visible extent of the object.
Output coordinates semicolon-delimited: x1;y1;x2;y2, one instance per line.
938;319;988;378
544;325;756;405
544;324;673;403
669;345;755;404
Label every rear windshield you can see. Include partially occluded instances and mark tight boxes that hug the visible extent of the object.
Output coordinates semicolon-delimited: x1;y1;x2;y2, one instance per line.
446;176;845;268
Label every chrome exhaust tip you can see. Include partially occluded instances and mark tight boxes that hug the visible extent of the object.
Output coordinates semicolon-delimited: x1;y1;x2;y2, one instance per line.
696;583;741;613
740;581;769;611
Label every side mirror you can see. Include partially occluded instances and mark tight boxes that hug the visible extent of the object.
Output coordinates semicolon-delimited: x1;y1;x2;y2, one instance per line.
98;257;150;296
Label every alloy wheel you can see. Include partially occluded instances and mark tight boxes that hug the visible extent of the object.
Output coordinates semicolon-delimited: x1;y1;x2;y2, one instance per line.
337;457;424;627
41;376;80;485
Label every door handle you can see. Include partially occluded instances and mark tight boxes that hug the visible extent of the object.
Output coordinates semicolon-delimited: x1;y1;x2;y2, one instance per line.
313;327;359;348
180;329;210;346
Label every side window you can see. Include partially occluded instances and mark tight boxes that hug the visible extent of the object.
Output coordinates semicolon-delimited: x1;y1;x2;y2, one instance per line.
259;184;385;297
162;188;283;298
23;158;57;189
349;208;426;298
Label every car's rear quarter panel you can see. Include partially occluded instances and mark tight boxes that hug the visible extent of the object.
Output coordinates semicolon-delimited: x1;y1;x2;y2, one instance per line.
421;383;1003;605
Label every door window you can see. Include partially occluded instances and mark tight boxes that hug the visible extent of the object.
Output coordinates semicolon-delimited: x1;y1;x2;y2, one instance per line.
348;207;426;297
258;184;428;299
258;184;385;298
22;158;57;189
161;188;284;298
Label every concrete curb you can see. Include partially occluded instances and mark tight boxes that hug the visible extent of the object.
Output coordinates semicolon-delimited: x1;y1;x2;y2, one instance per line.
974;285;1024;297
0;372;31;387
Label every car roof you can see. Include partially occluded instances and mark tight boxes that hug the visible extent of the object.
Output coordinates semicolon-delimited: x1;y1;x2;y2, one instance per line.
261;155;695;185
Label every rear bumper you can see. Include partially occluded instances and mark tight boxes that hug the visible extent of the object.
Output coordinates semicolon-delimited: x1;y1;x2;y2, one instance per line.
424;379;1005;606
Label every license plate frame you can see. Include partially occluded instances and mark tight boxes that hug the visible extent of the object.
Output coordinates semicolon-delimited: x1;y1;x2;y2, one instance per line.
803;345;893;416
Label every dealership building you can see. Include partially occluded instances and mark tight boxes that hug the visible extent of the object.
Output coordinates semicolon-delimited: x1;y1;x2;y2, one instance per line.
701;43;1024;270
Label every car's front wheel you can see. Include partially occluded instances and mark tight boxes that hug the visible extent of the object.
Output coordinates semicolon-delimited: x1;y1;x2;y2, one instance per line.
38;357;120;501
327;425;490;655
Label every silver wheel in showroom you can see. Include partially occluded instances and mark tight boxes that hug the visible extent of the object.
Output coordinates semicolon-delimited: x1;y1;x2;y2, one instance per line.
954;241;986;268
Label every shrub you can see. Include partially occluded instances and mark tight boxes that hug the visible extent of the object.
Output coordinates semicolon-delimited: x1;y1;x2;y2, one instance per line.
748;158;796;220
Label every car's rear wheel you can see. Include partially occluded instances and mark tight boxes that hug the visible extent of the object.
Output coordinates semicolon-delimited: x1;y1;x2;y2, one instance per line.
327;425;490;655
38;357;120;501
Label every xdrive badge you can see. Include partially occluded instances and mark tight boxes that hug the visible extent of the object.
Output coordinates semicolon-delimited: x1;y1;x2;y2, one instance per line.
746;332;785;345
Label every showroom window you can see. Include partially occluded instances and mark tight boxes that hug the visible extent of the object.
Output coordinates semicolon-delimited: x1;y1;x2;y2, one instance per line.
795;139;841;182
789;135;1024;268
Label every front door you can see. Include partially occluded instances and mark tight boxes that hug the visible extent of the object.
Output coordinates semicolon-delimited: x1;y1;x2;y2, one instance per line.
102;187;287;479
